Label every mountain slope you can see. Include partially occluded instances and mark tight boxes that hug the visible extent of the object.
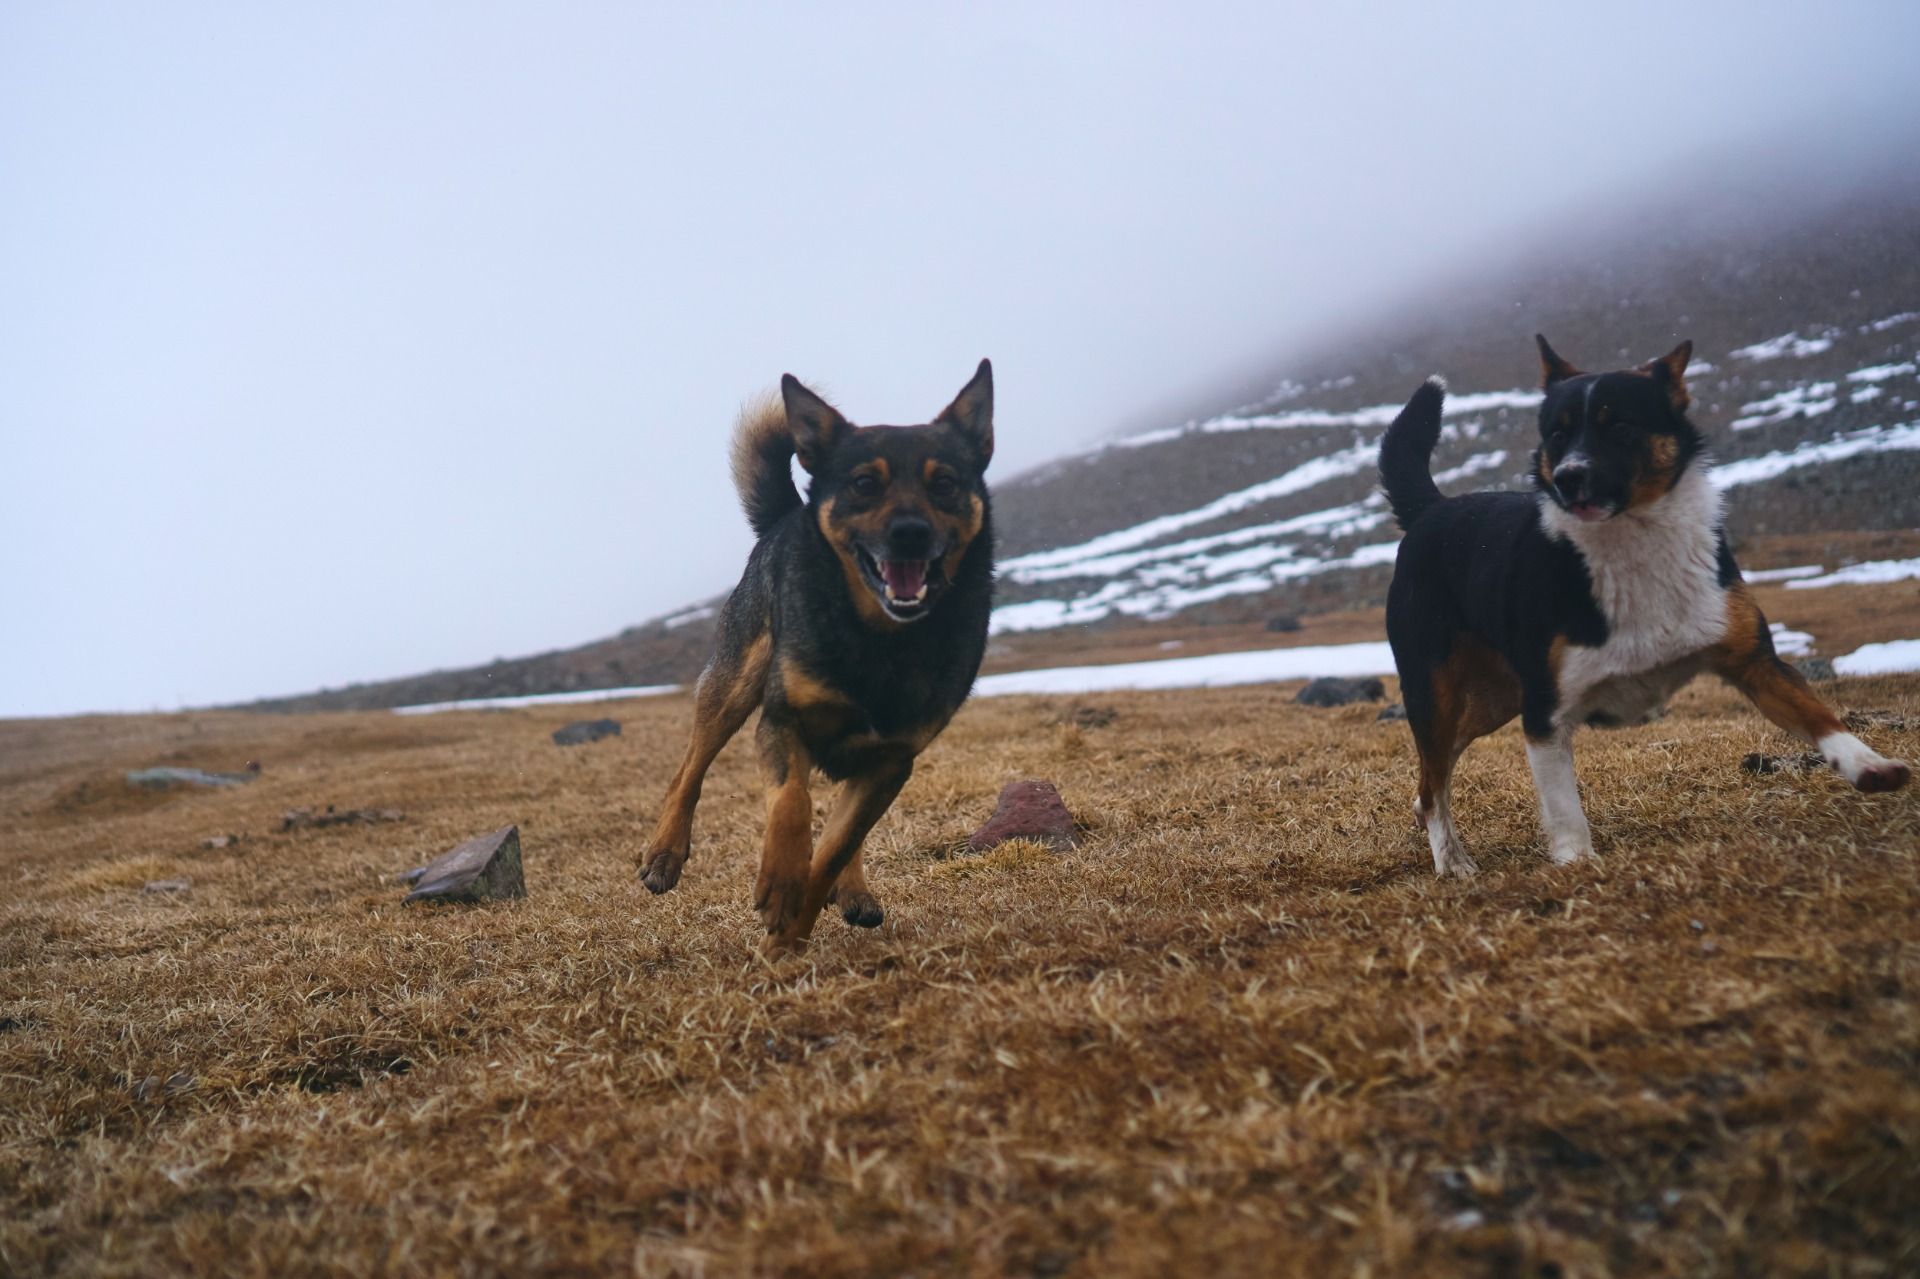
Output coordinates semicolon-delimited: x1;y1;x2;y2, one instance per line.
246;175;1920;712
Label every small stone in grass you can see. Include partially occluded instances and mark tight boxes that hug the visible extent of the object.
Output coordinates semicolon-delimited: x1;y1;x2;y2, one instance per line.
1740;751;1824;775
1377;702;1408;722
201;834;238;850
552;718;622;747
1264;614;1302;633
400;826;526;904
1794;657;1837;682
282;806;406;832
126;767;255;790
968;781;1077;853
1296;676;1385;708
143;879;190;895
1059;705;1118;729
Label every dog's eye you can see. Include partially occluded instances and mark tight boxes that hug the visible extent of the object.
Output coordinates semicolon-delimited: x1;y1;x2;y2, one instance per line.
928;473;959;499
850;473;884;499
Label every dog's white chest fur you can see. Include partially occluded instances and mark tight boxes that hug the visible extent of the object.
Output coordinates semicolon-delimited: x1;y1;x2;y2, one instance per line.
1541;467;1727;727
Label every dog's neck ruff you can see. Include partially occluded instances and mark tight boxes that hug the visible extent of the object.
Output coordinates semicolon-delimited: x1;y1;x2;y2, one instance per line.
1538;460;1722;595
1538;462;1727;702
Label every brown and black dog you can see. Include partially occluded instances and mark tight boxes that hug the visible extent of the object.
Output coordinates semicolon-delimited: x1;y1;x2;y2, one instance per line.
639;363;996;952
1380;337;1909;876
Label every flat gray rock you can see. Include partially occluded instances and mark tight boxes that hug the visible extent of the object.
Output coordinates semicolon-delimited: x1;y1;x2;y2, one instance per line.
127;767;255;789
1794;657;1837;682
282;806;404;832
142;879;191;894
1296;676;1386;708
400;826;526;904
552;718;621;747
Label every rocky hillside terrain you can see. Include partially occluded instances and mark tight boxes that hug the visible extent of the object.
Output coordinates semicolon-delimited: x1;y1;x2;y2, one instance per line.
247;171;1920;712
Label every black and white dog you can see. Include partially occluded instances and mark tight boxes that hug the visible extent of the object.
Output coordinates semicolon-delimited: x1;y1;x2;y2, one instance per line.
1380;336;1909;876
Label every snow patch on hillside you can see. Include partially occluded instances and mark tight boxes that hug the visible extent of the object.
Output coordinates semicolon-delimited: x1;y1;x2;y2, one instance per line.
1786;557;1920;590
1115;388;1540;450
974;642;1397;696
1732;330;1839;361
1731;382;1838;430
1847;361;1915;383
1711;422;1920;488
1833;639;1920;676
1768;622;1814;657
395;684;680;714
1745;564;1824;583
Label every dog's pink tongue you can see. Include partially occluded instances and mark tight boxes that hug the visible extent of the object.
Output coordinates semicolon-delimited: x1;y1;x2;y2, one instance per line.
881;559;927;599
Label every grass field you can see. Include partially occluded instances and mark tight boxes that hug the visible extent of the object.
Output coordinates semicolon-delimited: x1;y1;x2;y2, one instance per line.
3;671;1918;1276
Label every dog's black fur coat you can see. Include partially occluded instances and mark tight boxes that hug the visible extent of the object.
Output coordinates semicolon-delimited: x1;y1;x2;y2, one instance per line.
640;361;996;950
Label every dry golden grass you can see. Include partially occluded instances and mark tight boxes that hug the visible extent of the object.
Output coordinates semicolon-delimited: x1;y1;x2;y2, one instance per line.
3;674;1919;1277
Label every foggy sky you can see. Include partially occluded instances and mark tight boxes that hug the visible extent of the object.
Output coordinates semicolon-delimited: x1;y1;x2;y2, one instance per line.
6;2;1918;716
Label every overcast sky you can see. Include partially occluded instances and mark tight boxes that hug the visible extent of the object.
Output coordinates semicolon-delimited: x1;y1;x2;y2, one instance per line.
5;2;1918;717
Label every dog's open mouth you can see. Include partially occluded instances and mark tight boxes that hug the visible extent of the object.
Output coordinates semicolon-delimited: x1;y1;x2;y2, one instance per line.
856;548;944;620
1565;500;1613;523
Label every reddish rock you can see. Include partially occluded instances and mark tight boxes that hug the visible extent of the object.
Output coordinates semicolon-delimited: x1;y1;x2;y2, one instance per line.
967;780;1077;852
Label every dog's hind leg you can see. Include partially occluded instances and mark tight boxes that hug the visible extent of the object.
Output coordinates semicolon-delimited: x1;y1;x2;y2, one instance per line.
828;848;885;928
1414;749;1476;878
639;631;770;894
1721;652;1910;792
1404;637;1523;877
766;755;912;953
1407;679;1479;879
1524;729;1594;864
1713;592;1909;792
754;720;817;948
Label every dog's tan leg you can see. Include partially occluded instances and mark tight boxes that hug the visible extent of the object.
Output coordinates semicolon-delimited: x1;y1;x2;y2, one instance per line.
1721;652;1909;791
765;756;912;953
639;635;770;893
753;722;816;945
828;847;885;928
1716;592;1909;792
1408;636;1523;877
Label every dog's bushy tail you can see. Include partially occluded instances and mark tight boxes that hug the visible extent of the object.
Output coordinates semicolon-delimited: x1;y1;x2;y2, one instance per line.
1378;376;1448;531
730;394;801;537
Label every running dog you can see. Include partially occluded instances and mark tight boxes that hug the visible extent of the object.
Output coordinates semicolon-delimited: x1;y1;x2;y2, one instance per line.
640;362;996;951
1380;336;1909;876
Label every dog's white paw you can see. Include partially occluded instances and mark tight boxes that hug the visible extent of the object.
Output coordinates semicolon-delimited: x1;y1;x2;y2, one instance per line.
1547;835;1595;866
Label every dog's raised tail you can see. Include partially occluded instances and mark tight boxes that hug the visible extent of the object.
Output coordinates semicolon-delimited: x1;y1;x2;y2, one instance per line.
1378;376;1448;531
730;394;801;537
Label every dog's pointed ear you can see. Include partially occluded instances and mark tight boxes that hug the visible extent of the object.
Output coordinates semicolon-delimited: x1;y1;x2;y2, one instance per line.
1535;334;1584;389
935;358;994;468
781;374;850;474
1640;339;1693;411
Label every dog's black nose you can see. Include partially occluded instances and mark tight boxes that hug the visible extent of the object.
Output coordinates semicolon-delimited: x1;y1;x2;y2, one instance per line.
1552;463;1589;504
886;516;935;559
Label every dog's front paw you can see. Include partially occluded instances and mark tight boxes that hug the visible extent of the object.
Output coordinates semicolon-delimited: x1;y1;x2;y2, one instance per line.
1437;847;1479;878
759;931;809;959
1548;837;1595;866
836;889;884;928
639;846;687;894
754;871;807;936
1856;758;1911;793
